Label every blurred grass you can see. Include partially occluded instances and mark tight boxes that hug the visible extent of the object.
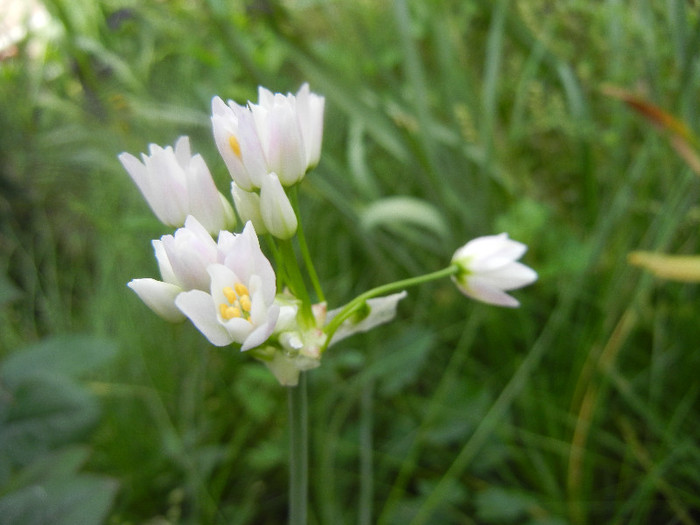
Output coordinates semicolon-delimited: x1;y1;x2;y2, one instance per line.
1;0;700;523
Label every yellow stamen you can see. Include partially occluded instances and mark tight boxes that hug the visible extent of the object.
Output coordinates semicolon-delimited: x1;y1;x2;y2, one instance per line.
239;294;252;312
234;282;249;297
219;281;252;322
222;286;237;304
219;304;241;320
228;135;241;158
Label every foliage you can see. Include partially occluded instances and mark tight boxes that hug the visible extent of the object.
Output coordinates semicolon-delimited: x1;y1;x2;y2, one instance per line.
1;0;699;524
0;335;119;524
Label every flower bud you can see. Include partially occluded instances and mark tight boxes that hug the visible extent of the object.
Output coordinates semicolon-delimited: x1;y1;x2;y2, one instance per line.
260;173;298;239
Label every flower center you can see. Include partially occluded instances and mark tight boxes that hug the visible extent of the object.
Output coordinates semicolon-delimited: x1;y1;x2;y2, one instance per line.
228;135;242;158
219;282;252;321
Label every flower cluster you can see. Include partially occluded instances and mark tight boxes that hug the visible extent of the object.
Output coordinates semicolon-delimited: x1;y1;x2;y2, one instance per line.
122;84;537;386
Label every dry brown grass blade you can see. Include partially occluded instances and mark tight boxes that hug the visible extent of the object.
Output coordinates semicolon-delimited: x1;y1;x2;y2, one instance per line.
602;85;700;175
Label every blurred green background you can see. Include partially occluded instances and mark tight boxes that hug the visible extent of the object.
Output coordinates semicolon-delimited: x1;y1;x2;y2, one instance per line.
1;0;699;524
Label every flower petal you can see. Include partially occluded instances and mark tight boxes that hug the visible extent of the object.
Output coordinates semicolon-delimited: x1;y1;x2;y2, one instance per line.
241;304;280;351
260;173;298;239
175;290;233;346
456;276;521;307
128;278;184;322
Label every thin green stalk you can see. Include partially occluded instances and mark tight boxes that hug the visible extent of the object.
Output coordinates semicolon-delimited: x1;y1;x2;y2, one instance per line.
279;239;314;323
323;265;459;348
290;186;325;302
358;379;374;525
288;372;309;525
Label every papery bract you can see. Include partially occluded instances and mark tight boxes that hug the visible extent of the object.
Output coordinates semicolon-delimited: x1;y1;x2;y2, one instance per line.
326;291;408;346
119;136;235;234
451;233;537;307
253;297;326;386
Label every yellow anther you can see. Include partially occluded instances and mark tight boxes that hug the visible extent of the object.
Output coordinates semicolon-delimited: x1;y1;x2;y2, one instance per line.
228;135;242;158
219;303;229;318
219;303;241;320
222;286;237;304
239;294;252;312
234;282;249;297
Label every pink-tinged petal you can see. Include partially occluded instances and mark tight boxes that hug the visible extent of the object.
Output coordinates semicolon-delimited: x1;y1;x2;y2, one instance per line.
222;222;276;302
246;275;268;325
295;83;325;167
457;277;520;307
120;152;170;225
477;262;538;291
161;216;219;290
263;104;306;185
207;264;241;304
128;278;184;322
454;233;528;272
119;152;149;195
144;145;188;225
175;290;233;346
257;86;275;107
211;97;255;191
241;304;280;351
221;317;254;344
173;135;192;165
235;108;269;188
152;239;178;285
186;153;234;234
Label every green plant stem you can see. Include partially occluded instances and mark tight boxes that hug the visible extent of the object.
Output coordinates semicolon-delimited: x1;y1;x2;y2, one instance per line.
358;379;374;525
280;239;314;323
288;372;309;525
323;265;460;348
290;185;325;302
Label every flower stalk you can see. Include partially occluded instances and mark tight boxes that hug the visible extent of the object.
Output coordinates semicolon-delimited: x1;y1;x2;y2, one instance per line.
287;372;309;525
322;265;460;349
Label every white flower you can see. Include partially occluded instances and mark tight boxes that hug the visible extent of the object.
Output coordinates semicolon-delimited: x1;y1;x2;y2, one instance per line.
119;136;235;234
128;216;220;322
451;233;537;307
175;222;279;350
211;84;325;190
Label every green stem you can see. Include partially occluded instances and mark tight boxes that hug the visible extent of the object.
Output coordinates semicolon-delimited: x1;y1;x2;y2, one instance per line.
358;379;374;525
323;265;460;348
290;186;325;302
288;372;309;525
280;239;314;323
